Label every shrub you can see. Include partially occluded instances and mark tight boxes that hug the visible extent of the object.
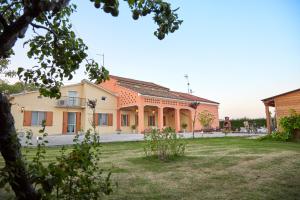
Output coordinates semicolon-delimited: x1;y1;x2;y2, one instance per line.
279;110;300;141
198;110;215;131
0;127;113;199
181;123;188;130
259;131;290;142
144;127;186;161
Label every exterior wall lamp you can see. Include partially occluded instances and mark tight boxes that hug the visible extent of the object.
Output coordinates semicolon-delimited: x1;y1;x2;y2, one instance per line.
21;107;25;113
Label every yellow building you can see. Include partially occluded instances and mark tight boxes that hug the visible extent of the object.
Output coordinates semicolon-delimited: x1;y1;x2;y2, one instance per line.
11;76;220;135
11;80;118;135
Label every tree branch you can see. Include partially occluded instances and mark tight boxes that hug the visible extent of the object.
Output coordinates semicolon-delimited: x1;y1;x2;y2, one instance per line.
0;14;8;29
30;22;57;38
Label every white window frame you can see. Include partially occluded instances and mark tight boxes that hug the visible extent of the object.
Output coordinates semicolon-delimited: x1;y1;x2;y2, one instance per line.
31;111;46;126
98;113;109;126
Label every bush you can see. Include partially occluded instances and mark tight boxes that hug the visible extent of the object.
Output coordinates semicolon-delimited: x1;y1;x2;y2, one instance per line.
279;110;300;141
0;127;113;199
259;131;290;142
144;127;186;161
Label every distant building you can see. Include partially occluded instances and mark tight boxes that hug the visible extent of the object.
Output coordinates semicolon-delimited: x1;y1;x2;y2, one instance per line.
11;76;220;135
262;88;300;133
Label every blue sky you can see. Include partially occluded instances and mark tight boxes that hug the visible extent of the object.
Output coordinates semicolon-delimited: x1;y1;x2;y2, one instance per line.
8;0;300;119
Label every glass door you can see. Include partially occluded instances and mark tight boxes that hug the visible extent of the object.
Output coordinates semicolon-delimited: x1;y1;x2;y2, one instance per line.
68;91;78;106
67;112;76;134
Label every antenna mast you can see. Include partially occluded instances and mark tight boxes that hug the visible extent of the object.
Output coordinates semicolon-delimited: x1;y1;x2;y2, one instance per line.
184;74;191;94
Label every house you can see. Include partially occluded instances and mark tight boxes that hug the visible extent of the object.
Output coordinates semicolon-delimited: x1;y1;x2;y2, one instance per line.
262;88;300;133
11;75;220;135
11;80;118;135
100;75;220;133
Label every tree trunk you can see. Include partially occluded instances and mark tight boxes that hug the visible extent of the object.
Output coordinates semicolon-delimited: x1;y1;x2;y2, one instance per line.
192;110;197;139
0;93;40;199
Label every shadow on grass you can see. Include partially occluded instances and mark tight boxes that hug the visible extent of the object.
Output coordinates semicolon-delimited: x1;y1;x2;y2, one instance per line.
127;155;198;172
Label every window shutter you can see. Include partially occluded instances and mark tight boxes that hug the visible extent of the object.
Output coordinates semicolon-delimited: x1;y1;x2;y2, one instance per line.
94;113;98;126
76;112;81;133
148;115;150;126
62;112;68;134
23;111;32;126
127;114;130;126
108;113;113;126
45;112;53;126
153;115;156;126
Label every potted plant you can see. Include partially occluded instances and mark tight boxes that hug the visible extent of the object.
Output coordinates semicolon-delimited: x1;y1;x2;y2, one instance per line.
116;128;122;134
181;123;188;133
131;125;136;133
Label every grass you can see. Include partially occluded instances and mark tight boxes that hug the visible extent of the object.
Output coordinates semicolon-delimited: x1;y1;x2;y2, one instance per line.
1;137;300;200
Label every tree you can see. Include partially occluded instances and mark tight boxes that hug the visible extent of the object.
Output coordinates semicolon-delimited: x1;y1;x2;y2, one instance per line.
0;1;182;199
189;101;200;139
198;110;215;131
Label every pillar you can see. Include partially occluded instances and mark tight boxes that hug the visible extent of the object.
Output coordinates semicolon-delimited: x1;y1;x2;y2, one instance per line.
265;105;271;134
138;105;144;133
175;108;181;133
189;110;193;132
158;107;164;131
116;109;121;130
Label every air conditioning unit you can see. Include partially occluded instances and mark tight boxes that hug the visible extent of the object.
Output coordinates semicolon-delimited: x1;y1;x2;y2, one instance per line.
58;100;65;106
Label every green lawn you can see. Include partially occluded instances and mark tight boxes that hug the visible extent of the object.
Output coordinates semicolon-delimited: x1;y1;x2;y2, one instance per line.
1;137;300;200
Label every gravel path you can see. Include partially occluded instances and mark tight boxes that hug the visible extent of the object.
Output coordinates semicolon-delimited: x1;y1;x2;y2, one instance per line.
18;132;267;146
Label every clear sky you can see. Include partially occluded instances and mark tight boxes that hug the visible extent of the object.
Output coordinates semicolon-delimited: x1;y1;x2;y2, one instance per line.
7;0;300;119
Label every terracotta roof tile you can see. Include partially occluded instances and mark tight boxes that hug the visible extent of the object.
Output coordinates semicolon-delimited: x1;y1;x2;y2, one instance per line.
110;75;219;104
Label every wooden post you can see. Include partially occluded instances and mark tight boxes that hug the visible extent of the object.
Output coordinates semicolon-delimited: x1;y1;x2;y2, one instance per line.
175;108;181;133
265;104;272;134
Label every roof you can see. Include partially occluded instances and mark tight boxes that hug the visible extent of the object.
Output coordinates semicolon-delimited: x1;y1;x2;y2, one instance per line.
262;88;300;102
110;75;219;105
11;80;117;97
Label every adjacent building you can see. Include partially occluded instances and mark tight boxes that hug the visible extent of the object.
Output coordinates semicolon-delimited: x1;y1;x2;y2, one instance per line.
11;75;220;135
262;88;300;133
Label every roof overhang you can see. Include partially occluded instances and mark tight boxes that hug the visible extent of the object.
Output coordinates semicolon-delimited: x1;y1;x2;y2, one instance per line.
141;94;220;106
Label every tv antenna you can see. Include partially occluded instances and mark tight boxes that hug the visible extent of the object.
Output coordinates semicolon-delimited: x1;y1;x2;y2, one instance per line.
96;53;105;67
184;74;192;94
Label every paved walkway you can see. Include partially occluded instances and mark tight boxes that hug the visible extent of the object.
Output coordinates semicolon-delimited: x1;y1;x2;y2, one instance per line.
19;132;267;146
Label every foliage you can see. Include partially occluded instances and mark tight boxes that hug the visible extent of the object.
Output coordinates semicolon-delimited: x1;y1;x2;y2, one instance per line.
198;110;215;130
0;127;112;199
0;80;38;94
181;123;188;130
279;109;300;140
131;124;136;130
259;131;290;142
144;127;186;161
220;118;266;131
0;1;182;198
0;0;182;98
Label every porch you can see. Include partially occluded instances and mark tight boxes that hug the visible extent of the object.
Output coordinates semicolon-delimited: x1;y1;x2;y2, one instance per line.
116;104;193;133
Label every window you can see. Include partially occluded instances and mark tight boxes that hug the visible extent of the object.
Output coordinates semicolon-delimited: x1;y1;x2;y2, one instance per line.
148;115;155;126
101;96;106;101
163;116;166;126
68;91;78;106
98;113;108;126
121;114;129;126
31;111;46;126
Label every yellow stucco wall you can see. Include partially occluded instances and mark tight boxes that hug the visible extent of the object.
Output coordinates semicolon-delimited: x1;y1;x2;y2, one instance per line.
11;81;118;135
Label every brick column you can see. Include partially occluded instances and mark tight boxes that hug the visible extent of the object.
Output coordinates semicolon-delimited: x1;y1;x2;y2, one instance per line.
189;110;193;132
175;108;181;133
158;107;164;131
138;105;144;133
116;109;121;130
265;105;271;134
